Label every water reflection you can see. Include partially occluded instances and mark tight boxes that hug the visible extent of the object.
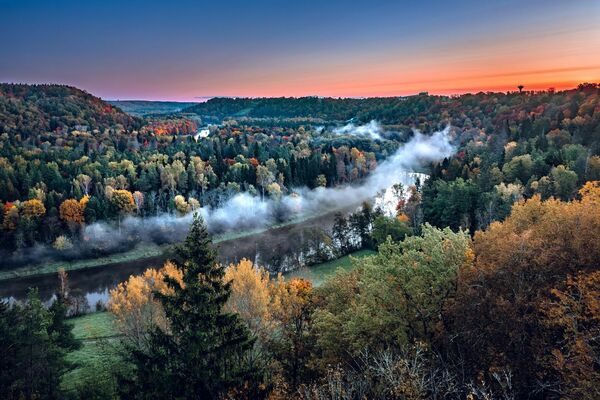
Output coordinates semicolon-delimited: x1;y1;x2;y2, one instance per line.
0;211;344;306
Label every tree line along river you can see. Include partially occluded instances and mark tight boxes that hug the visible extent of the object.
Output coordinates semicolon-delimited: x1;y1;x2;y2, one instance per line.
0;209;348;306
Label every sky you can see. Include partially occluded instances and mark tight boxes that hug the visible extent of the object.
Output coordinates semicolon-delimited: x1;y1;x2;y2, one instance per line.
1;0;599;101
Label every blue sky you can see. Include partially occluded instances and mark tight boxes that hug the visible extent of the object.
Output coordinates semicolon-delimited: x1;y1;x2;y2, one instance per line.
1;0;599;100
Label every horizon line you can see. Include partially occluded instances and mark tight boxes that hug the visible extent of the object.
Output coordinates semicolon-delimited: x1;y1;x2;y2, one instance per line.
2;80;598;103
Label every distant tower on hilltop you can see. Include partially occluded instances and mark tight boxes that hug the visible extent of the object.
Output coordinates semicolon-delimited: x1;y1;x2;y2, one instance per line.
518;85;524;93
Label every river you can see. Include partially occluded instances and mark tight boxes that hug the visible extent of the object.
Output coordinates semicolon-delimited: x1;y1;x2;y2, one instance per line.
0;209;347;305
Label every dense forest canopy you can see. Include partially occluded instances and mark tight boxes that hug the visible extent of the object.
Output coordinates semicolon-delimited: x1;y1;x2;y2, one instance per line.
184;84;600;136
0;84;142;134
108;100;199;117
1;83;600;267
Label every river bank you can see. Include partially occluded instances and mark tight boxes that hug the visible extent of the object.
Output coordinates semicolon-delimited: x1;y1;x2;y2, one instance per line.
0;243;167;282
0;205;358;283
0;207;357;302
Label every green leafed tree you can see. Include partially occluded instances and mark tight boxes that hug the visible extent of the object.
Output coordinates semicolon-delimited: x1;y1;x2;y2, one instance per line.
371;215;412;247
312;224;472;367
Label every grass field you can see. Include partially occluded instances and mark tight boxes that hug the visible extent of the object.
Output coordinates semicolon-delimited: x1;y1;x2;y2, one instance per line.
69;311;117;339
285;249;376;286
61;312;122;394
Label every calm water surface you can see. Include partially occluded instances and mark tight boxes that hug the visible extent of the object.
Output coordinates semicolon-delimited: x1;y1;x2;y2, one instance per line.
0;210;345;305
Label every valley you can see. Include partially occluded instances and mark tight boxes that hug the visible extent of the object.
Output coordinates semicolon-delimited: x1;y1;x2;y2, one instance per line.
1;82;599;399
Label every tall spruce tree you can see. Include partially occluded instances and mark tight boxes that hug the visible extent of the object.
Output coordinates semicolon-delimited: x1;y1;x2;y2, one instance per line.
0;300;19;398
0;289;72;400
48;294;81;352
122;214;256;399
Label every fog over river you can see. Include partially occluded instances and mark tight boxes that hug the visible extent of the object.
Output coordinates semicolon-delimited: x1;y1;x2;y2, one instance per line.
0;209;351;304
0;126;455;305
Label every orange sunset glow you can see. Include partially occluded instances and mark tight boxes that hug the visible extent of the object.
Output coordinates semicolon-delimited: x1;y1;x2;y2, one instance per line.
2;0;599;100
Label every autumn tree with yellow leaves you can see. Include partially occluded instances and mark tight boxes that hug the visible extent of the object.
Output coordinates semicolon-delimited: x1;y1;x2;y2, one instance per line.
224;258;275;341
110;189;136;215
538;270;600;399
445;181;600;399
270;277;314;391
108;261;183;350
173;195;190;215
21;199;46;219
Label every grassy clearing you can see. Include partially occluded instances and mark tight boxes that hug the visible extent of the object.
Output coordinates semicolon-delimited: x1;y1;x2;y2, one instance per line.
69;311;117;340
285;249;377;286
61;312;122;394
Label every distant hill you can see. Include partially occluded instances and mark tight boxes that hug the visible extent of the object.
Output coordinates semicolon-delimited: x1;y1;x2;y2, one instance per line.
0;83;142;136
183;96;414;122
109;100;199;117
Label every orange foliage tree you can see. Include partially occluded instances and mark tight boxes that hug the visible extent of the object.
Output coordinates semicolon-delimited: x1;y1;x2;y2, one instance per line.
59;199;84;225
2;202;18;230
445;181;600;398
270;277;314;390
107;261;183;350
21;199;46;219
538;270;600;399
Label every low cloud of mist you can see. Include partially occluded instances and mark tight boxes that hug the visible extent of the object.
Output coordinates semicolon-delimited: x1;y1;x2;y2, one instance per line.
333;120;384;140
4;126;455;267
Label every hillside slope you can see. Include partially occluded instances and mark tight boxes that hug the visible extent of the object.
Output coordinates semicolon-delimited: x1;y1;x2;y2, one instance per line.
0;83;142;138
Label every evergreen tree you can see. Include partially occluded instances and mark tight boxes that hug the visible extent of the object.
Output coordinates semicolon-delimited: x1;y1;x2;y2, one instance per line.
0;301;19;398
0;289;71;400
18;290;68;399
122;214;257;399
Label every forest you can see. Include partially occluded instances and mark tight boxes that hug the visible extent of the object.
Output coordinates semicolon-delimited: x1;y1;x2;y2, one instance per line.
0;84;396;267
2;186;599;399
1;82;600;399
2;83;600;267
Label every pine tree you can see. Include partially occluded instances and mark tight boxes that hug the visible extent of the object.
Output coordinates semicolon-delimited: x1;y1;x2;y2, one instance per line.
0;301;19;398
122;214;256;399
1;289;71;400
